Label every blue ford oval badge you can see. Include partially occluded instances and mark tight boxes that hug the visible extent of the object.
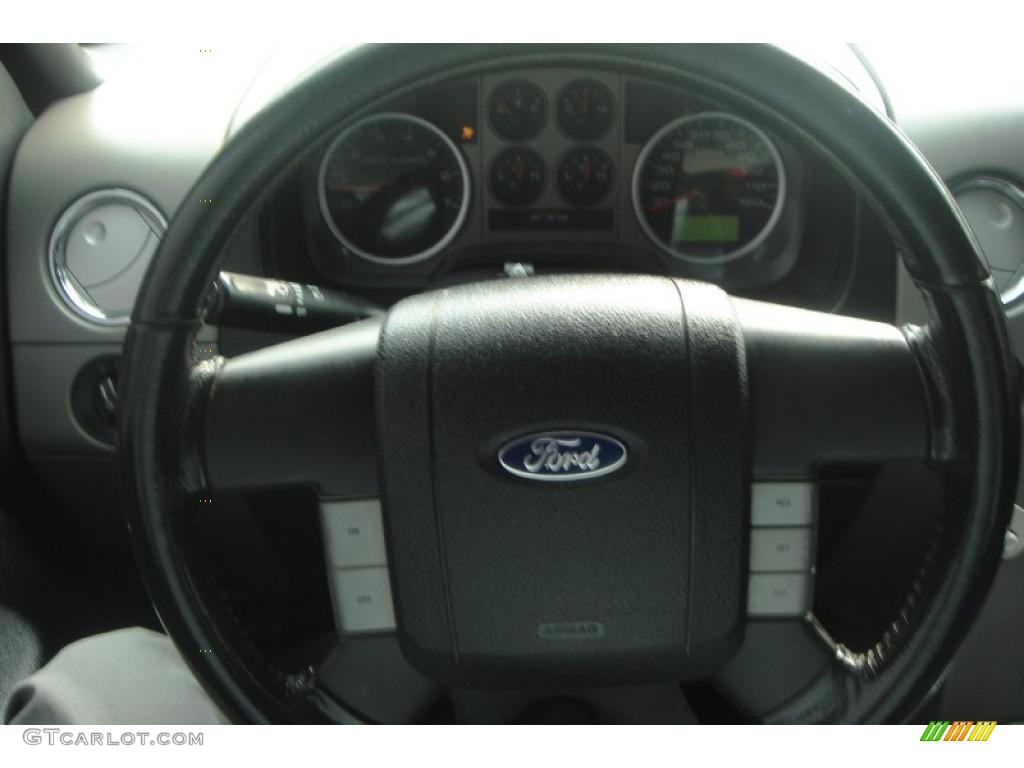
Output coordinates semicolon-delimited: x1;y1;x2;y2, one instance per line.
498;431;628;482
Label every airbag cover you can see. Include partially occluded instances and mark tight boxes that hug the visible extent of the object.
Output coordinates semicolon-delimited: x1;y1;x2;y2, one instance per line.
376;275;747;685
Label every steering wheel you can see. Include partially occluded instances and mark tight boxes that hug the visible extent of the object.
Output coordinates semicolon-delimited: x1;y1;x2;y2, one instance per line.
119;44;1020;723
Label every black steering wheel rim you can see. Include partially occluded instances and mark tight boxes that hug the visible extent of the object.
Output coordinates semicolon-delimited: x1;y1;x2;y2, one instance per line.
119;43;1020;723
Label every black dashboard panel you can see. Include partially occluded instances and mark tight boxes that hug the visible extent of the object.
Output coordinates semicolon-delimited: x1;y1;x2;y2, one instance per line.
265;68;892;322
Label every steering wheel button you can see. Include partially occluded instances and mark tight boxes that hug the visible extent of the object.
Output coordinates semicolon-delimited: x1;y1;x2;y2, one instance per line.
331;566;397;633
321;499;387;568
751;482;815;526
749;528;813;572
747;573;812;617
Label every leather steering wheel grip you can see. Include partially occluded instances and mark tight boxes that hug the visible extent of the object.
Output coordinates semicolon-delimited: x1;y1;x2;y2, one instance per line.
118;44;1020;723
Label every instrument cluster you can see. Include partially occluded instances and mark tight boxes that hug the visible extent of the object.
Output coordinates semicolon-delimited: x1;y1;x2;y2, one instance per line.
307;69;809;295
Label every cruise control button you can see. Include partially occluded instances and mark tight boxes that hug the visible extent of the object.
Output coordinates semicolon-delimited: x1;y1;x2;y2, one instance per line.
751;482;814;526
747;573;812;617
331;566;396;633
321;498;387;568
750;528;813;572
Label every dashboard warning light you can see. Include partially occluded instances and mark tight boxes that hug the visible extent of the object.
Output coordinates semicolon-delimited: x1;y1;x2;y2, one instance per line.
460;125;476;143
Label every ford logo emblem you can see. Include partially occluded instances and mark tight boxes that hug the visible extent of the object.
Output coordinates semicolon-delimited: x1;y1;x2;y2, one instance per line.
497;431;628;482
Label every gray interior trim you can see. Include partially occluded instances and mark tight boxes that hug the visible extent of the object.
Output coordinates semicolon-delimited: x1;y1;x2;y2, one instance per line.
6;81;226;455
7;86;224;344
13;344;120;454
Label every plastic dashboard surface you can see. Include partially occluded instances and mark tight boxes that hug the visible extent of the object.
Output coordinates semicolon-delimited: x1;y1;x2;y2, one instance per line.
6;80;228;456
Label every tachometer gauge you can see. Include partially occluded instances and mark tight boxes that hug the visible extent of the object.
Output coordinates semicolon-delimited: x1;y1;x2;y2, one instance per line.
318;113;470;265
632;112;785;263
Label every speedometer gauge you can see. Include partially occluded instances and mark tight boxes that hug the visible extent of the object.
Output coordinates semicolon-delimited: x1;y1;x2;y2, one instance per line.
632;112;784;263
318;113;470;265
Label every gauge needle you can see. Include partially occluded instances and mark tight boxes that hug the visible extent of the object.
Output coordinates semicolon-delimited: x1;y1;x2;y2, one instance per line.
645;190;698;214
578;157;592;183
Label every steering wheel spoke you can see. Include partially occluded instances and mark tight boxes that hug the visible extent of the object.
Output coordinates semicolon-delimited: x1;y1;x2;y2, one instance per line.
736;298;932;621
199;318;403;643
737;298;932;477
202;317;381;497
705;298;944;719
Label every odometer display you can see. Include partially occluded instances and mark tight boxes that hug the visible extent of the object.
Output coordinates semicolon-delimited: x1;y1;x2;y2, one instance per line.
319;113;470;265
633;112;784;262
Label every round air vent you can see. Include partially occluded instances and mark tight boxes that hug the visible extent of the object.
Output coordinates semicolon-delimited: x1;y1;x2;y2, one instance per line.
49;188;167;325
952;176;1024;305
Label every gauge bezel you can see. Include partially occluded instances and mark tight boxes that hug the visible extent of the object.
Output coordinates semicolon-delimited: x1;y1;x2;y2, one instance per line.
556;78;616;141
317;112;472;267
489;145;548;207
487;78;548;141
556;145;615;207
631;111;787;265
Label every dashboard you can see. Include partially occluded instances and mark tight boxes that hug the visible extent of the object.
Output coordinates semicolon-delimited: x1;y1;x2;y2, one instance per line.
5;59;901;460
252;68;889;323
